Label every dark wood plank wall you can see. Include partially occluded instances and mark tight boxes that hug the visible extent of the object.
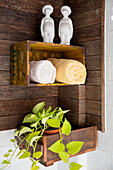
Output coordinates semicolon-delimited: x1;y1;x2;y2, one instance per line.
63;0;105;131
0;0;64;131
0;0;105;132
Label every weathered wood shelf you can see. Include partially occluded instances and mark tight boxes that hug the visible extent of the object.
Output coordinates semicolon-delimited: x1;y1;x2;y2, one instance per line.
18;126;97;167
10;41;85;86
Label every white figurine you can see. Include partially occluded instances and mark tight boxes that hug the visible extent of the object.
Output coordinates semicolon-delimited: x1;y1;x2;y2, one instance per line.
59;6;73;45
41;5;55;43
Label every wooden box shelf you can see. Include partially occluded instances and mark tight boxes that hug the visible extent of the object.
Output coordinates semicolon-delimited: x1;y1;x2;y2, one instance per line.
10;41;85;86
18;126;97;167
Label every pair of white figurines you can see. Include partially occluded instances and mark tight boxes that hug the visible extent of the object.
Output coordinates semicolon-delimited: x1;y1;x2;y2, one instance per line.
41;5;73;45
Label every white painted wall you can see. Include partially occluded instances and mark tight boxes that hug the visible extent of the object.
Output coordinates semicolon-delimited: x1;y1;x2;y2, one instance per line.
86;0;113;170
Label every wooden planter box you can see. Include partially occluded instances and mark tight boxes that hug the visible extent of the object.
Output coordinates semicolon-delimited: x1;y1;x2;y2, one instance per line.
10;41;85;86
18;126;97;167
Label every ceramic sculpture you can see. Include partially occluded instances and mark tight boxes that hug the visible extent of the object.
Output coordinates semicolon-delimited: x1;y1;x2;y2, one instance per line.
59;6;73;45
41;5;55;43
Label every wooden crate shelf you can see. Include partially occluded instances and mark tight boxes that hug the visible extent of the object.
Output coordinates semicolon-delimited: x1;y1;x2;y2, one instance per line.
18;126;97;167
10;41;85;86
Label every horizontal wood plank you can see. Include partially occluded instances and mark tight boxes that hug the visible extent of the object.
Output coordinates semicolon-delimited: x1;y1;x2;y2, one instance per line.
0;86;58;101
0;0;63;16
64;0;101;16
73;24;101;43
85;86;101;100
86;55;101;71
86;114;101;130
0;56;10;70
85;100;101;116
58;85;85;99
0;97;58;117
86;71;101;86
0;71;10;85
72;8;101;29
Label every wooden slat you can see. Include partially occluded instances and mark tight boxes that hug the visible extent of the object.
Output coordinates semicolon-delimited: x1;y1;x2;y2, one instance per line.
0;56;10;70
58;85;85;99
0;97;58;117
86;71;101;86
72;8;101;29
86;114;101;130
85;100;101;116
0;86;58;101
73;24;101;43
86;55;101;71
64;0;101;15
85;86;101;100
0;71;10;85
0;0;63;16
0;40;18;55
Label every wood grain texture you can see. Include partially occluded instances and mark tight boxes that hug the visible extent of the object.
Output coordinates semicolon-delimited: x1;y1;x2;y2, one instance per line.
64;0;101;16
0;86;58;101
18;126;97;166
72;8;101;29
0;56;10;70
73;24;101;43
0;97;58;116
65;0;105;131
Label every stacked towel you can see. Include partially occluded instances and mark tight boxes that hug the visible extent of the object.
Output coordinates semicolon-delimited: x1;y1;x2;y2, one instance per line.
30;60;56;84
48;58;86;84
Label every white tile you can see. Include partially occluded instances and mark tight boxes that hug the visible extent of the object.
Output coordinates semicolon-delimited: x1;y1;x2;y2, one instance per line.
111;154;113;170
106;6;110;31
109;57;113;80
97;131;103;149
93;149;112;170
106;31;113;57
106;57;110;80
106;105;110;129
86;152;93;170
0;129;16;147
106;81;113;105
106;0;113;5
110;5;113;30
103;129;113;153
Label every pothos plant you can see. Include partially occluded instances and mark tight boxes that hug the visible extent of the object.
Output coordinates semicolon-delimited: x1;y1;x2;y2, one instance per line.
0;102;84;170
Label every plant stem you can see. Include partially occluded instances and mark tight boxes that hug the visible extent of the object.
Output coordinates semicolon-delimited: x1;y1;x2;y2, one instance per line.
0;135;28;170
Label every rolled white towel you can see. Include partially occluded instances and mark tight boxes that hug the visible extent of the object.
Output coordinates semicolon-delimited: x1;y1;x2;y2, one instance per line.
30;60;56;84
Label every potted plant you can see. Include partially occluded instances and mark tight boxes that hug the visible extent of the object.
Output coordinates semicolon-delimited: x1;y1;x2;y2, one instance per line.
0;102;84;170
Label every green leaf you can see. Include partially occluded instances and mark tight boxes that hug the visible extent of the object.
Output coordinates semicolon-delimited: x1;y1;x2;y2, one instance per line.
23;114;39;123
30;136;41;146
10;139;16;143
14;130;20;137
4;153;10;157
31;161;39;168
2;160;11;164
31;166;40;170
19;151;31;159
33;151;42;159
48;140;65;153
56;110;70;118
66;141;84;155
8;149;13;153
19;127;32;136
46;106;52;113
42;117;49;125
59;151;69;163
47;119;60;128
62;119;71;136
27;131;41;143
16;149;26;158
31;121;40;128
70;162;82;170
32;102;45;114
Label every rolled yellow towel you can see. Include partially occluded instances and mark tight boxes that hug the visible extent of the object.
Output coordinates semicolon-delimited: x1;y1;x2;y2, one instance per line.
48;58;86;84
